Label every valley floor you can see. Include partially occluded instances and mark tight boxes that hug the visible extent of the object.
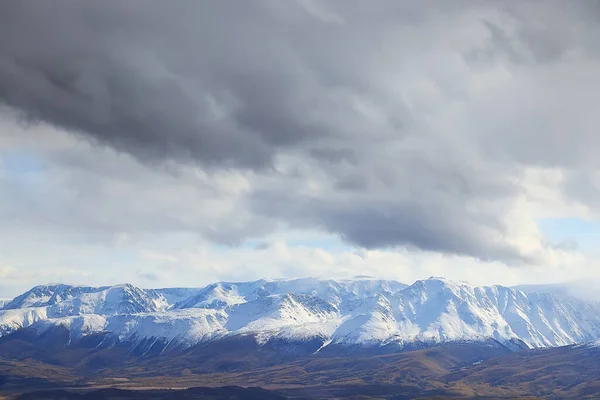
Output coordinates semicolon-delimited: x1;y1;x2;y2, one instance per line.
1;341;597;399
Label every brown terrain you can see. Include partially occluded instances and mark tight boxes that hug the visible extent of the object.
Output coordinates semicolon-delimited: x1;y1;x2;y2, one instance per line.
0;328;597;398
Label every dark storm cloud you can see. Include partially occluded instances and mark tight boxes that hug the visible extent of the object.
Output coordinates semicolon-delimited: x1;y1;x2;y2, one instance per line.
0;1;335;168
251;190;522;261
1;0;599;263
250;138;524;261
0;0;479;168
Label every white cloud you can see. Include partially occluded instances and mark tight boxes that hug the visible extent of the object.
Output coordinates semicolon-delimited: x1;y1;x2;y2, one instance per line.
1;1;600;296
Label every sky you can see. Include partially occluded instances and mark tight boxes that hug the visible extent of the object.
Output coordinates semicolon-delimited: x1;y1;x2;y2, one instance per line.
1;0;600;297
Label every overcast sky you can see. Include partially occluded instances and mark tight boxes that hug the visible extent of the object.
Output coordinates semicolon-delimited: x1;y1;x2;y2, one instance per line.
1;0;600;296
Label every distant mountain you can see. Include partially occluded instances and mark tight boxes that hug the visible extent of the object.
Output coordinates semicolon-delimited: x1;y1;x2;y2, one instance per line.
1;277;599;352
513;279;600;303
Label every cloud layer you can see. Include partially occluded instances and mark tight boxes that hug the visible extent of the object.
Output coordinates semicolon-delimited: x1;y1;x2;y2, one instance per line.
1;0;600;280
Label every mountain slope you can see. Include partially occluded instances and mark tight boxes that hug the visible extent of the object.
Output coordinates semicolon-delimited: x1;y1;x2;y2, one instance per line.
1;277;599;351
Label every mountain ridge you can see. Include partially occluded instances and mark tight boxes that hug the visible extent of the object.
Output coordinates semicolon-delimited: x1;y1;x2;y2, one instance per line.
1;277;599;352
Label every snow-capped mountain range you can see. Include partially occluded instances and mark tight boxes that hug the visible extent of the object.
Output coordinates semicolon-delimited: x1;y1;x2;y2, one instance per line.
1;277;599;351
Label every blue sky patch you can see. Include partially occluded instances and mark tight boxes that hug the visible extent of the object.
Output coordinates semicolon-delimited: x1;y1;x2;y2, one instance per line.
539;217;600;249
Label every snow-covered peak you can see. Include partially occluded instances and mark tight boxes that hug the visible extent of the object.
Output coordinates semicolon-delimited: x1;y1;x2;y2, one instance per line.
411;276;473;290
171;277;407;311
173;281;264;309
1;278;600;351
2;284;101;310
